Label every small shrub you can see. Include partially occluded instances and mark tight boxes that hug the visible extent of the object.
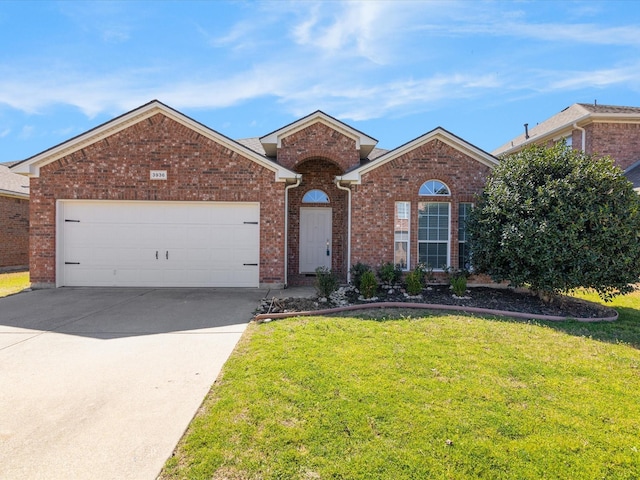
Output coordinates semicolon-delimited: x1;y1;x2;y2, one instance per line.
445;267;469;296
359;270;378;299
350;262;372;290
450;275;468;296
405;267;424;296
315;266;339;297
377;262;403;285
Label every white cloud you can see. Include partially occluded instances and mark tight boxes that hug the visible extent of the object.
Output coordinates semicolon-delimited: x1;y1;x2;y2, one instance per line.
0;128;10;138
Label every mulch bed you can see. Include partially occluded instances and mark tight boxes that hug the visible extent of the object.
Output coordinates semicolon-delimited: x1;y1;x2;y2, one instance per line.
256;285;616;320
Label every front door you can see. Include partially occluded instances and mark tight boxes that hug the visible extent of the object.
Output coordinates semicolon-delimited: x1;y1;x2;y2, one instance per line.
299;207;332;273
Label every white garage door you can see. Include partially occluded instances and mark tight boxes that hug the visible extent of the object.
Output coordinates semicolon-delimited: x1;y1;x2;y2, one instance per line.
58;201;260;287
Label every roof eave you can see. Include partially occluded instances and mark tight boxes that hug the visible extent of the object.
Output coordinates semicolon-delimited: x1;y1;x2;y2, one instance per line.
11;100;298;182
340;128;499;184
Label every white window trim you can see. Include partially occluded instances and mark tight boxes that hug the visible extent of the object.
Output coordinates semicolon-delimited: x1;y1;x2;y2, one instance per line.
419;179;451;196
418;202;451;271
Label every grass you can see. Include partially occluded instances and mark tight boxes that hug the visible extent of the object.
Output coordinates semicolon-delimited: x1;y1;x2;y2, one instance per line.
161;289;640;480
0;271;30;298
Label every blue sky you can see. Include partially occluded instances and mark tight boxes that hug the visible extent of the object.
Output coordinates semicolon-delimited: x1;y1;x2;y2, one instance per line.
2;0;640;163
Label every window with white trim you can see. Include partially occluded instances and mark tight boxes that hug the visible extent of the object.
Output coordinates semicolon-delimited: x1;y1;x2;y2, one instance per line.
418;202;450;270
458;203;472;270
394;201;410;270
419;180;450;196
302;189;329;203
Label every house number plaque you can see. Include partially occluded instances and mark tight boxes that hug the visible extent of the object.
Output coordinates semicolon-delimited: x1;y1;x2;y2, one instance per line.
150;170;168;180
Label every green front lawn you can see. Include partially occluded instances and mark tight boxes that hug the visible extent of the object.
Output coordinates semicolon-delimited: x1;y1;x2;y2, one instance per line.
0;271;30;298
161;291;640;479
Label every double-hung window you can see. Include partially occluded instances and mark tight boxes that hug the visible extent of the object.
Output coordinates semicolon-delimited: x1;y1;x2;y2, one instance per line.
417;180;450;270
394;202;410;270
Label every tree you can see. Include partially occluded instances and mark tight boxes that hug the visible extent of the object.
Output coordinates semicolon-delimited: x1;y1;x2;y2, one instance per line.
467;142;640;301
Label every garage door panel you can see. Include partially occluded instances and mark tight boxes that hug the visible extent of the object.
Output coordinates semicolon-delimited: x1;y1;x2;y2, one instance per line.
60;201;260;287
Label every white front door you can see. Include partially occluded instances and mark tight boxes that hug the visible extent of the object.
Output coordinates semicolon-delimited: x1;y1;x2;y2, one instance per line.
299;207;332;273
57;201;260;287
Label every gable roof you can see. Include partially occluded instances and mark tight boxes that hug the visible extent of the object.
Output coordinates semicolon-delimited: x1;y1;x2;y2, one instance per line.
339;127;499;183
0;163;29;198
493;103;640;156
11;100;298;182
259;110;378;159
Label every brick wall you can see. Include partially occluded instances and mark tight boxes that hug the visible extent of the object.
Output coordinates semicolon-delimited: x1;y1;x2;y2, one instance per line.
29;113;286;286
584;122;640;170
277;123;360;172
0;195;29;269
351;138;492;274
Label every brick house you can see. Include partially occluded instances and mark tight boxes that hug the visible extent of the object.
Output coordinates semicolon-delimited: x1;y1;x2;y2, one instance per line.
0;162;29;271
11;100;497;288
493;103;640;190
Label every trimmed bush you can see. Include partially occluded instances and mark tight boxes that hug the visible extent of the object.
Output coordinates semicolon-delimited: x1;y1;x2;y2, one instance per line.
468;143;640;301
377;262;403;285
315;266;339;297
359;270;378;299
350;262;372;290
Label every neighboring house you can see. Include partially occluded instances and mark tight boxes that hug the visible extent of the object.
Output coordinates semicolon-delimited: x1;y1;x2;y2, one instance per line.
11;100;497;289
0;162;29;271
493;103;640;189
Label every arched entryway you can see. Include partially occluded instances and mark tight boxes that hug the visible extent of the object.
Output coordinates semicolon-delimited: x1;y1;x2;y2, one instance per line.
287;157;348;286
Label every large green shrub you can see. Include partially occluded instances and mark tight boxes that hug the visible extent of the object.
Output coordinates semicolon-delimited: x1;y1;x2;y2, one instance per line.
467;143;640;301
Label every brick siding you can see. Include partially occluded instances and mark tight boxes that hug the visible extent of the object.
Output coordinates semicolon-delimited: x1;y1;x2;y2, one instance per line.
29;113;286;286
0;195;29;269
277;123;360;172
583;122;640;170
351;138;491;275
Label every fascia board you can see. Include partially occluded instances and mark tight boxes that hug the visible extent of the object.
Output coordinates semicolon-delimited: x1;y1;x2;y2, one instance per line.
0;189;29;199
340;129;499;183
12;101;297;182
497;113;591;156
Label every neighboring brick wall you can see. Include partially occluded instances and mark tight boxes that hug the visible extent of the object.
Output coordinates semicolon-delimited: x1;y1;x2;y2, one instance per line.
29;113;286;286
287;158;347;285
584;122;640;170
277;122;360;173
0;195;29;269
351;138;492;273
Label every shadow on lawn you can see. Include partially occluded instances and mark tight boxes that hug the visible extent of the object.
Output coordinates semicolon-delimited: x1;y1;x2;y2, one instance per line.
536;306;640;350
338;305;640;350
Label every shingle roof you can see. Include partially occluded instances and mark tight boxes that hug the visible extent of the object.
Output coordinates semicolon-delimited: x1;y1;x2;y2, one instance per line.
578;103;640;114
493;102;640;156
0;163;29;197
626;161;640;192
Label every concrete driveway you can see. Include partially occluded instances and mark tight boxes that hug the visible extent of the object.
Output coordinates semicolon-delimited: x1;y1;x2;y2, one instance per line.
0;287;265;480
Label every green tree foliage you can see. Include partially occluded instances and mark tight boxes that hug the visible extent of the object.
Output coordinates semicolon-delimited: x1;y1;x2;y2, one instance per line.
467;143;640;301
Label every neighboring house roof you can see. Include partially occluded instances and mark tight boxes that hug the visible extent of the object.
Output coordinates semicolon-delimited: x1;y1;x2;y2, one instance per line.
0;163;29;198
11;100;298;182
493;103;640;156
340;127;499;183
626;161;640;193
259;110;378;159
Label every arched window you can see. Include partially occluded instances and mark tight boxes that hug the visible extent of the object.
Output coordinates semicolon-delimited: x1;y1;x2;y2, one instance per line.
419;180;450;196
302;189;330;203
